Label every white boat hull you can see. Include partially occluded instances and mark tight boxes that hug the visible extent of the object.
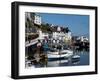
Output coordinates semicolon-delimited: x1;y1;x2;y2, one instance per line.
47;50;73;59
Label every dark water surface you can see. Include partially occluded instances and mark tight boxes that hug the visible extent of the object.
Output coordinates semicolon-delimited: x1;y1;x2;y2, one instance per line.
26;51;89;68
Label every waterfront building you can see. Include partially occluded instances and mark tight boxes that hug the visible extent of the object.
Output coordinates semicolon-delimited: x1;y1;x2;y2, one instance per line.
37;27;72;44
52;27;72;43
38;30;49;40
34;14;42;25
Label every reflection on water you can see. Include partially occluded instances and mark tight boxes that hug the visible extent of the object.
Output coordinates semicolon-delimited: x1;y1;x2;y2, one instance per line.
25;50;89;68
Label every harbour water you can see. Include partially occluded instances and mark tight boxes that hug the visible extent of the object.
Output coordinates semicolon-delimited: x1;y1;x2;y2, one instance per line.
47;51;89;67
25;50;89;68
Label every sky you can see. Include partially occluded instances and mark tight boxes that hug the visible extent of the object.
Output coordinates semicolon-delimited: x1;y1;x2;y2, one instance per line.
38;13;89;37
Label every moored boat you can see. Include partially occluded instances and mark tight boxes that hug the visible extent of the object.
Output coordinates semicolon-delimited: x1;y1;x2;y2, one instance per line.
47;49;73;59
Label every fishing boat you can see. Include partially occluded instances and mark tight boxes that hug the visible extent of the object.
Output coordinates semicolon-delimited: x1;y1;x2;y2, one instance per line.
47;50;59;58
60;50;73;58
47;49;73;59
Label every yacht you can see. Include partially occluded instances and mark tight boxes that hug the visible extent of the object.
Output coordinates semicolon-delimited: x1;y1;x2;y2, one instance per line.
47;49;73;59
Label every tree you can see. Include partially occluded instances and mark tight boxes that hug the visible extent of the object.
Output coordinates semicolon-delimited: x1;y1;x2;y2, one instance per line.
65;27;70;33
40;23;52;33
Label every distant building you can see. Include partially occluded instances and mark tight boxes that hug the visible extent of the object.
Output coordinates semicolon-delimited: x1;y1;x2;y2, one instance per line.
66;31;72;40
72;36;89;42
57;26;61;32
50;24;54;27
80;36;88;42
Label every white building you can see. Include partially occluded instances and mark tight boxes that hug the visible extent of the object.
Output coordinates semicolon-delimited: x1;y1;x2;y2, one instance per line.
52;31;72;43
80;36;88;42
52;32;64;39
76;36;89;42
38;30;49;40
34;15;42;25
67;31;72;40
57;26;61;32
